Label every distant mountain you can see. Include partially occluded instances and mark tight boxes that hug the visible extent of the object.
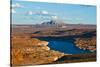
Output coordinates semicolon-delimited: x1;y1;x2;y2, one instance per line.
41;20;66;26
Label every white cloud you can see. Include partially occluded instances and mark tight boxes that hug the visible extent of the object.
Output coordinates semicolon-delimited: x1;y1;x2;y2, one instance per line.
41;10;49;14
11;4;15;7
11;3;24;14
11;3;23;8
12;9;16;13
27;11;33;15
27;10;49;15
51;15;58;19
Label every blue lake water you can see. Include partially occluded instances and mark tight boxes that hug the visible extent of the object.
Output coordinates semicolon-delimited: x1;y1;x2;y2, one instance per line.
37;37;92;54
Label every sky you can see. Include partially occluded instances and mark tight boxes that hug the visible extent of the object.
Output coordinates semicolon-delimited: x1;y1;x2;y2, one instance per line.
11;0;96;24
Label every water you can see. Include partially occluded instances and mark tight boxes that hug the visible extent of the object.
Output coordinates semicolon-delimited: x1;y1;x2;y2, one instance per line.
37;37;92;54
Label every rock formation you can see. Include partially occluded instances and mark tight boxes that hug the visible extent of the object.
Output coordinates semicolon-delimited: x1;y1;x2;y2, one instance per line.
11;37;64;66
75;37;96;52
41;20;66;26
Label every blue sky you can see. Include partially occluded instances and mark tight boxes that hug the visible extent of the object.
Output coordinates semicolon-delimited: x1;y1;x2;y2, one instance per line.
11;0;96;24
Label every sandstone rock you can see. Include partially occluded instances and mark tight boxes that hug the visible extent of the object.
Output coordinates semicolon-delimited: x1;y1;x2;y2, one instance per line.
37;41;49;46
11;48;64;66
75;37;96;52
12;37;49;47
11;37;64;66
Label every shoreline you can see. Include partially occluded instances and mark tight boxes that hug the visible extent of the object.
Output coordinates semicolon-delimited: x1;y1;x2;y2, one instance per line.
32;36;96;54
11;24;96;66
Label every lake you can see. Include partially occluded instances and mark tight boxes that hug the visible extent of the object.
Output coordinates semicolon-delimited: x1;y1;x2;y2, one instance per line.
37;37;92;54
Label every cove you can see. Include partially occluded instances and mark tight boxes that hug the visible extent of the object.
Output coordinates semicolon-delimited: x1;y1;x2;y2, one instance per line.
35;37;92;54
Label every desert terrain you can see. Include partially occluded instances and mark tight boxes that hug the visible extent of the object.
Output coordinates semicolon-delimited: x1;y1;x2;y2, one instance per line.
11;23;96;66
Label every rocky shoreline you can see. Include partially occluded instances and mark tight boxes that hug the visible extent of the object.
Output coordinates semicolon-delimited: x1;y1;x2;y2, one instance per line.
11;24;96;66
11;37;64;66
74;37;96;52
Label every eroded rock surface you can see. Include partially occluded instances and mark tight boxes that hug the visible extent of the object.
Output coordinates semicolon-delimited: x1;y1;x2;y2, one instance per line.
75;37;96;52
11;37;64;66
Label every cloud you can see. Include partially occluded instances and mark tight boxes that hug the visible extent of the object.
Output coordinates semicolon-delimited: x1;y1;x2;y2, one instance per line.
11;3;23;14
26;10;49;15
12;9;16;13
41;10;49;14
27;11;33;15
11;3;23;8
51;15;58;19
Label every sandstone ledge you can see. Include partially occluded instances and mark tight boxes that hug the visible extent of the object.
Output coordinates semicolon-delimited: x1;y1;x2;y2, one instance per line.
75;37;96;52
11;37;64;66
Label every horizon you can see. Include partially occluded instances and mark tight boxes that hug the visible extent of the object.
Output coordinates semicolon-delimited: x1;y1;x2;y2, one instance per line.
12;23;96;25
12;0;96;25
